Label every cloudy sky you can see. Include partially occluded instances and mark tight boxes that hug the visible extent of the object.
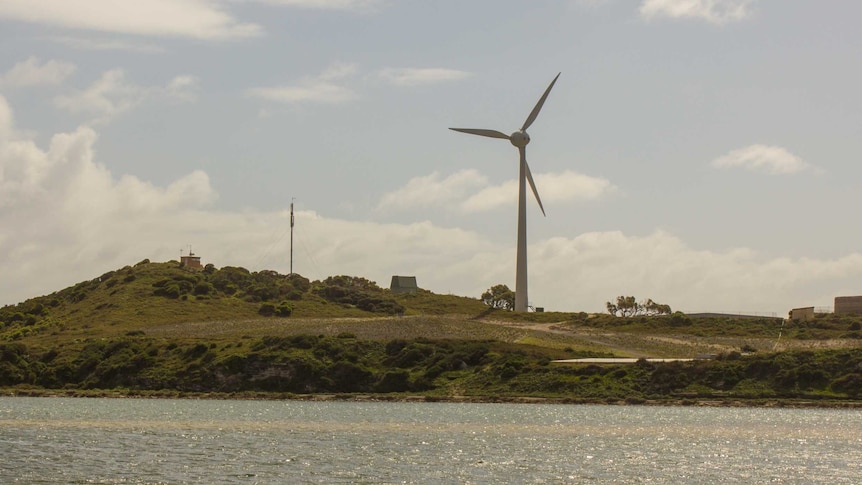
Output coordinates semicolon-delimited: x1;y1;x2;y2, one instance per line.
1;0;861;314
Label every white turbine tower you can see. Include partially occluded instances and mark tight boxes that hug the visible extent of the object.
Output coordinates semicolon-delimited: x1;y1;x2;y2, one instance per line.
450;73;560;312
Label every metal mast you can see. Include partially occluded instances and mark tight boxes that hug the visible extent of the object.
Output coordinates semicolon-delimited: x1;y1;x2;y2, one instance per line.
290;199;295;275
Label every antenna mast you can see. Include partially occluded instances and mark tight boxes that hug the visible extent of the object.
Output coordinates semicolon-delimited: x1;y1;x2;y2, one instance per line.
290;198;295;275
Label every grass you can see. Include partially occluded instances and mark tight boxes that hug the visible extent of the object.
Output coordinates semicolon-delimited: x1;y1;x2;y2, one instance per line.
1;259;861;361
3;260;862;406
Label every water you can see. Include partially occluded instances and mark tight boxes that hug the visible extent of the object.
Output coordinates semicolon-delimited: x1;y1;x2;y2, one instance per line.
0;397;859;484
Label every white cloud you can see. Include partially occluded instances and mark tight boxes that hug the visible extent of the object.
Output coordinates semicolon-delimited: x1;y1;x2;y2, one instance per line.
0;98;491;304
53;69;199;122
380;170;616;214
246;62;358;104
462;170;618;213
529;230;862;314
0;57;76;88
0;97;12;140
0;96;216;214
250;0;382;9
54;69;142;119
377;170;489;211
378;68;470;87
245;84;355;104
319;62;359;81
711;144;814;175
0;95;219;302
48;36;165;54
0;0;261;40
537;171;619;201
3;99;861;315
166;75;200;102
247;64;469;104
640;0;756;24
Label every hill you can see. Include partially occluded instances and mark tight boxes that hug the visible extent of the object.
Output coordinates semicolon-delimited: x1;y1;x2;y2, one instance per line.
1;260;861;404
0;259;489;346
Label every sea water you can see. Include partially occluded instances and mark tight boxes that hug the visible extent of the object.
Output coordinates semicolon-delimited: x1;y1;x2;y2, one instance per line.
1;397;859;483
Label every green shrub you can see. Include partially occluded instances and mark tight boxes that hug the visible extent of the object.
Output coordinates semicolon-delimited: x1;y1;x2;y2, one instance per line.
313;275;404;314
328;361;373;392
276;302;293;317
258;302;276;316
194;282;214;296
185;343;209;359
385;339;408;356
831;373;862;397
376;369;411;392
153;284;181;299
670;312;691;327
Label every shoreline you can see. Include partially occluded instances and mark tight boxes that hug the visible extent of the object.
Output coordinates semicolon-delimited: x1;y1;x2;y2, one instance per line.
3;388;860;409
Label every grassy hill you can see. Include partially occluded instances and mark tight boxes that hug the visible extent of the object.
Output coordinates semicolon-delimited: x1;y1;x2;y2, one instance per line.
0;260;490;347
1;260;861;404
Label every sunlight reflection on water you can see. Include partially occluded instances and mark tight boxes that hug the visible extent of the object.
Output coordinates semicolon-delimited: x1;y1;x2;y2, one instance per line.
0;397;860;483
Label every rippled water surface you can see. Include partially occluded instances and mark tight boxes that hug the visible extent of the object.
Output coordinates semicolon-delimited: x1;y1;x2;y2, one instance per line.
1;397;860;483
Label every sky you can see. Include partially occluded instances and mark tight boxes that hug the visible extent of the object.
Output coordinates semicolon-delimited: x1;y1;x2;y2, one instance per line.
1;0;861;315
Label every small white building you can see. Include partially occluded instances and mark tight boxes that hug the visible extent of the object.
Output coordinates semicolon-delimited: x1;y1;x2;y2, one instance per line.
789;306;815;321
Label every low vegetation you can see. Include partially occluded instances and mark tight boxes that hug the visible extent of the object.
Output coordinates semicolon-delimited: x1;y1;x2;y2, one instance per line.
0;337;859;403
0;260;860;404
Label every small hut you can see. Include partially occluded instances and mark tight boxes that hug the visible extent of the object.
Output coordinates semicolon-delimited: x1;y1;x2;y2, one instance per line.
789;306;815;321
390;276;418;294
180;251;202;270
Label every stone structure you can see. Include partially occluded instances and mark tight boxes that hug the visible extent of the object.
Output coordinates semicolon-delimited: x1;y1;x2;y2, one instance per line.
789;306;815;321
834;296;862;315
390;276;418;294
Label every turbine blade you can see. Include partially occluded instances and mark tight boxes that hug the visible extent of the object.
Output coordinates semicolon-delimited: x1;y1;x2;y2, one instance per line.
520;147;545;216
521;72;561;131
449;128;510;140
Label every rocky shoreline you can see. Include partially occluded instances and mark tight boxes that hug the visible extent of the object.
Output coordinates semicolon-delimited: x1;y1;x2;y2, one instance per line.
3;387;860;409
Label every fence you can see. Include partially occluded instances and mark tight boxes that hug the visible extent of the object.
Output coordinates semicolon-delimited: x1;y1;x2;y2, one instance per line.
681;311;780;319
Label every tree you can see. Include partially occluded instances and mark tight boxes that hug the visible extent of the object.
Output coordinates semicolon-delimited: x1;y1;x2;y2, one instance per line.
643;298;672;316
606;296;638;317
606;296;671;317
482;284;515;311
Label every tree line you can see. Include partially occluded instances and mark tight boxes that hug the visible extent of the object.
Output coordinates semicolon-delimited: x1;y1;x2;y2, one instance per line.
480;284;672;318
606;296;672;317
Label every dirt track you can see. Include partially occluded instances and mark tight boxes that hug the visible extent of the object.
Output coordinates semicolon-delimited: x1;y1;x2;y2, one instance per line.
479;319;860;358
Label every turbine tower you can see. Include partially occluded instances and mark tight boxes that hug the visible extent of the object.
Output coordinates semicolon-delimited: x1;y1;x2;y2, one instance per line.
450;73;560;312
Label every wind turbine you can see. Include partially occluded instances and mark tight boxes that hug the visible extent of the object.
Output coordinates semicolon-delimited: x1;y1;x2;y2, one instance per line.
450;73;560;312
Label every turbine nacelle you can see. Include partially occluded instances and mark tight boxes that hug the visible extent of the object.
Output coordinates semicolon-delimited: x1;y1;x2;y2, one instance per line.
509;130;530;148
